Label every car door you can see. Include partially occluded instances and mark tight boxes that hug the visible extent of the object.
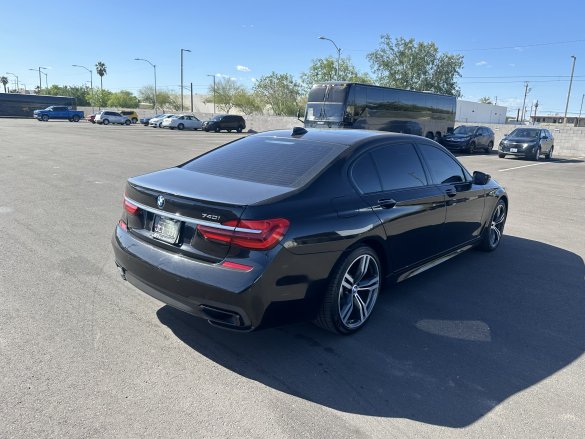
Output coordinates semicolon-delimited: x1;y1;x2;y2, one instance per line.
541;129;553;154
351;142;447;270
416;143;486;252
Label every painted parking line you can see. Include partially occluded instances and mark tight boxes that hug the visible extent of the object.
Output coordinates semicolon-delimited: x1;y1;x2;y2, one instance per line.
498;157;583;172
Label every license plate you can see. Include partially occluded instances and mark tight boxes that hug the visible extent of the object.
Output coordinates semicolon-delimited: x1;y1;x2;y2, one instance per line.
510;148;518;153
152;215;181;244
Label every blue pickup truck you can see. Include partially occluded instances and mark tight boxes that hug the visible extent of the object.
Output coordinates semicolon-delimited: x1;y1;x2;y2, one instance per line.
34;106;84;122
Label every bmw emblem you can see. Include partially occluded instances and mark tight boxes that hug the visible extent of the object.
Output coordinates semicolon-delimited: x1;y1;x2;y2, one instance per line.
157;195;165;209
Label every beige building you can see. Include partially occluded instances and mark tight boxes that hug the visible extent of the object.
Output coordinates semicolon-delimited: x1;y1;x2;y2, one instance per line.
530;115;585;127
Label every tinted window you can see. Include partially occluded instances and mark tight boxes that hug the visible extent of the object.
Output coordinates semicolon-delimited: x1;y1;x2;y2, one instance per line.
371;143;427;190
351;153;382;194
418;144;466;184
182;136;347;188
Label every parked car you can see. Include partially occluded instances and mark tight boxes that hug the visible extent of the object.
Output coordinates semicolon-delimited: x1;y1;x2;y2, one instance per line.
441;125;494;153
140;114;164;126
202;114;246;132
149;114;175;128
120;111;139;124
498;127;554;160
33;106;84;122
86;113;97;124
161;115;203;130
112;128;508;334
95;111;131;125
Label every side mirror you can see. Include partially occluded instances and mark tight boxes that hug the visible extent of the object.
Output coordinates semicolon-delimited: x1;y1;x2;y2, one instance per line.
473;171;491;185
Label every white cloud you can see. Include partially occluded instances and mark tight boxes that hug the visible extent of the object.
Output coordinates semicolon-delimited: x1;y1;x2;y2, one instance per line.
236;65;251;72
509;63;516;67
475;61;488;66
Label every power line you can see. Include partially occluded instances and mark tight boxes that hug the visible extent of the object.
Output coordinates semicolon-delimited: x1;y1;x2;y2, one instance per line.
450;38;585;52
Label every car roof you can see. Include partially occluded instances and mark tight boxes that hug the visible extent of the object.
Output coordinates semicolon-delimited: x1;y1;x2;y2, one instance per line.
256;128;421;147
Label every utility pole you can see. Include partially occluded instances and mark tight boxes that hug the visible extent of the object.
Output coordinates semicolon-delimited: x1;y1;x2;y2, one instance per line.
190;82;193;113
495;96;498;105
533;100;539;124
578;93;584;126
180;48;191;112
207;74;216;114
563;55;577;124
521;82;530;122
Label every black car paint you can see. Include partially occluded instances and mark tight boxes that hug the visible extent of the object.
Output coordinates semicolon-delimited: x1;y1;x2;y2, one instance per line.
498;128;554;159
112;129;507;331
441;126;495;153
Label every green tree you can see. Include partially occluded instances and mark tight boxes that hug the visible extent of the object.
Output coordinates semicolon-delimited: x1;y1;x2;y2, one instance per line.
233;89;263;115
478;96;493;104
95;61;107;90
300;56;372;93
367;35;464;96
156;91;182;111
138;85;156;108
90;88;113;108
44;84;92;106
205;78;244;113
107;90;140;108
1;76;8;93
253;72;302;116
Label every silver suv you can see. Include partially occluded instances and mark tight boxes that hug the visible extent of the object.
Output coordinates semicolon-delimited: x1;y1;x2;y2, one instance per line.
95;111;131;126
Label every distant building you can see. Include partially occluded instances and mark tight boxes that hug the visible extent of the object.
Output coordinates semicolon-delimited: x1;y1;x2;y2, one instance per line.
456;100;507;124
530;115;585;127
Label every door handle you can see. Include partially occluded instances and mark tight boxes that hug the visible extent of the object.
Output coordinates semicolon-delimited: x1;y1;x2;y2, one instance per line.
444;188;457;197
378;198;397;209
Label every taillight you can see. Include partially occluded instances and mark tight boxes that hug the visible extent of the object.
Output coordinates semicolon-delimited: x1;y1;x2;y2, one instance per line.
197;218;290;250
124;199;139;215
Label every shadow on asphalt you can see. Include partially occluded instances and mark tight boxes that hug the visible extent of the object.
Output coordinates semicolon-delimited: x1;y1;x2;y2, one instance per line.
157;236;585;427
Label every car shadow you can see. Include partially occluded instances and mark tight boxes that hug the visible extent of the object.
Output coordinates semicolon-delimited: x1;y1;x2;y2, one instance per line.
156;235;585;428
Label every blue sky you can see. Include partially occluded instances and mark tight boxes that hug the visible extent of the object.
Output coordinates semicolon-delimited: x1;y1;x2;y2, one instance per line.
2;0;585;116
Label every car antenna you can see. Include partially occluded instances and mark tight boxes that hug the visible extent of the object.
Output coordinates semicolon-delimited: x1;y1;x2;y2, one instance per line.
292;127;308;136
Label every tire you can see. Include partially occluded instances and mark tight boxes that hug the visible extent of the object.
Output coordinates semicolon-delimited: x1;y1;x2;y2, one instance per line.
132;118;138;124
478;199;507;252
73;115;80;122
533;146;541;161
68;118;73;122
41;115;49;122
214;127;220;133
485;141;493;154
226;129;232;133
102;119;110;125
468;142;476;154
91;121;95;124
498;153;506;158
177;123;185;130
314;246;381;334
237;126;243;133
158;122;163;128
124;119;131;125
545;146;554;160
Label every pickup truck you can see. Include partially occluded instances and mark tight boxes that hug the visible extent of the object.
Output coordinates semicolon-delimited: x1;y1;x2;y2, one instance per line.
34;106;84;122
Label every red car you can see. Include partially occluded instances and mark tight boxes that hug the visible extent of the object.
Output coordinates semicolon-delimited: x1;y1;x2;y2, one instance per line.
86;113;97;124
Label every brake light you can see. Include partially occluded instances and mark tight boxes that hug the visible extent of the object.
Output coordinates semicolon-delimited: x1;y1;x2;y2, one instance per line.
124;199;139;215
197;218;290;250
118;219;128;231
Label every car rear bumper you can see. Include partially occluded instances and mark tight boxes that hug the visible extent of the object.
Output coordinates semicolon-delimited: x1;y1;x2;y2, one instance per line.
112;225;338;330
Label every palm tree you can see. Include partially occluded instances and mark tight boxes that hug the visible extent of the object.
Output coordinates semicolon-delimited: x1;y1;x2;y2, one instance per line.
0;76;8;93
95;61;107;90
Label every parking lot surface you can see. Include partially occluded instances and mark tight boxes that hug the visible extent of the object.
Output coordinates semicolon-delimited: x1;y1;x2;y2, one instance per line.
1;119;584;438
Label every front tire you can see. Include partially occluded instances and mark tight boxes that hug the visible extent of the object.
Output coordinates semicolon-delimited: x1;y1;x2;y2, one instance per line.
214;127;220;133
237;126;243;133
498;153;506;158
177;123;185;130
486;141;493;154
533;146;541;161
124;119;131;125
314;246;381;334
478;199;507;252
468;142;476;154
102;119;110;125
545;146;554;160
73;115;80;122
132;118;138;124
41;115;49;122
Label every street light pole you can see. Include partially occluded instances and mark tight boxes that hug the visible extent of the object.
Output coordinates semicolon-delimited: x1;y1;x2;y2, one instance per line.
6;72;19;92
318;36;342;80
207;74;216;114
135;58;157;111
180;49;191;112
29;67;47;93
579;93;585;125
563;55;577;124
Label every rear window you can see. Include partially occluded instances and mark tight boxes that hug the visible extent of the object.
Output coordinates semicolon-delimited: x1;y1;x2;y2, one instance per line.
181;136;346;188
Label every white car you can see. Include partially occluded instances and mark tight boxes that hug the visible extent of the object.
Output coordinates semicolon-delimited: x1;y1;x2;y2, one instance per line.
95;111;131;125
149;114;175;128
161;115;203;130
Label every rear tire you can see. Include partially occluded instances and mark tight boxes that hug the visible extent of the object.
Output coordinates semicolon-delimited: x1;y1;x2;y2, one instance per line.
124;119;131;125
237;126;243;133
486;141;493;154
533;146;541;161
214;127;220;133
498;153;506;158
177;123;185;130
103;119;110;125
314;246;381;334
545;146;554;160
478;199;507;252
73;115;80;122
468;142;476;154
132;118;138;124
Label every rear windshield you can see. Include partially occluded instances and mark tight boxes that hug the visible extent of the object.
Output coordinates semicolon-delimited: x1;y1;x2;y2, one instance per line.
181;136;346;188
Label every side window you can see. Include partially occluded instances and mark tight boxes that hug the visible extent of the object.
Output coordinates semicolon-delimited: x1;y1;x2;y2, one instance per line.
418;144;466;184
370;143;427;190
351;153;382;194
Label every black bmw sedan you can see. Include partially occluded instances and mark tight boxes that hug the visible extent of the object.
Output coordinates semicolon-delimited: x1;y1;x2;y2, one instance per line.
112;128;508;334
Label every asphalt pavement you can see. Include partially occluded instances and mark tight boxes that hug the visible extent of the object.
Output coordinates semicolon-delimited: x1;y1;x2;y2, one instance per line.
1;119;584;438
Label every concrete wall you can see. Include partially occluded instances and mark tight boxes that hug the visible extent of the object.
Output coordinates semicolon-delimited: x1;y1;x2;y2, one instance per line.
456;100;507;124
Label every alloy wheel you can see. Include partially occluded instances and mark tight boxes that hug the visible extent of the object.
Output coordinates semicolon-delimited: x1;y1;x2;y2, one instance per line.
337;254;380;330
489;203;506;248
